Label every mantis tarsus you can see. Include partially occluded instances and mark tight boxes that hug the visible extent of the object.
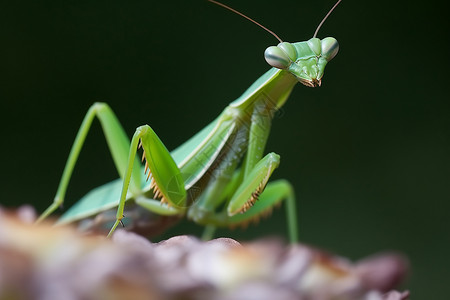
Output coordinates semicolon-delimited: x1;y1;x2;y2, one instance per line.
37;0;341;243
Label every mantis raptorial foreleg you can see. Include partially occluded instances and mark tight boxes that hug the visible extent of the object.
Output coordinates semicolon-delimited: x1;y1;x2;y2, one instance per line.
107;124;188;236
228;179;297;242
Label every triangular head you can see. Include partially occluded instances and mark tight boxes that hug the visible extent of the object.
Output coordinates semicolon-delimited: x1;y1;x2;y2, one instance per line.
264;37;339;87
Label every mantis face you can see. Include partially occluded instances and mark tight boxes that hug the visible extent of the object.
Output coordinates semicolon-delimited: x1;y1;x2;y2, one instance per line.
264;37;339;87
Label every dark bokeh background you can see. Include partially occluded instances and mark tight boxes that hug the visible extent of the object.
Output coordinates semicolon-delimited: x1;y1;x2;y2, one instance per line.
1;0;448;298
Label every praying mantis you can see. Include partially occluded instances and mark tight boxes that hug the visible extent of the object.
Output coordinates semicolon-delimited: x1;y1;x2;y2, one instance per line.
37;0;341;243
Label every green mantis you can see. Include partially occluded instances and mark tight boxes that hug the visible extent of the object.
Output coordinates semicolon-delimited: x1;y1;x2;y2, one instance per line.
37;0;341;243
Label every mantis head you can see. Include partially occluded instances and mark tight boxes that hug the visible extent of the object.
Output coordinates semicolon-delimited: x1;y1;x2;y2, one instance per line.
208;0;341;87
264;37;339;87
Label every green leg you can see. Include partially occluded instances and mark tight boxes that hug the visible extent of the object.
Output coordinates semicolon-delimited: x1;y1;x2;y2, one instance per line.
134;196;182;216
192;152;298;242
37;102;141;223
187;125;249;223
227;152;280;215
189;96;299;242
241;94;274;179
235;96;298;242
201;225;217;240
226;152;298;243
228;179;298;243
107;125;187;237
188;95;275;222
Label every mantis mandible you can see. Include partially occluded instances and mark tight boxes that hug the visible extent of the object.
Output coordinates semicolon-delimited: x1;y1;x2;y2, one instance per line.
37;0;341;243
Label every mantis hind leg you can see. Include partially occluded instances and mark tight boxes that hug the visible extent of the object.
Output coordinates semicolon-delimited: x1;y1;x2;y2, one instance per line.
37;102;141;222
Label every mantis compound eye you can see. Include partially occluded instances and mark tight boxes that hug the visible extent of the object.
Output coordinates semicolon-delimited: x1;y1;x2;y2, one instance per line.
320;37;339;61
307;38;322;56
277;42;297;61
264;43;294;69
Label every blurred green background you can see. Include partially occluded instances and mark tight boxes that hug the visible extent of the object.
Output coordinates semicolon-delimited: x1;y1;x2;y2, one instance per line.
1;0;448;298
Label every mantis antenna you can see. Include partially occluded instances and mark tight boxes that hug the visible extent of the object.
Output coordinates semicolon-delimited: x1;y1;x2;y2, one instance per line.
208;0;283;43
313;0;342;38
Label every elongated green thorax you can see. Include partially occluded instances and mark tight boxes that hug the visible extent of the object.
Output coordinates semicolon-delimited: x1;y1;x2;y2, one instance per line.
264;37;339;87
